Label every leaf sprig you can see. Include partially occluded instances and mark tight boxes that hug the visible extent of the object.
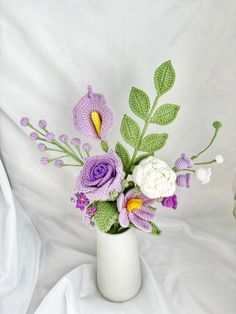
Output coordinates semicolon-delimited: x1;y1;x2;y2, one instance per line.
115;60;180;177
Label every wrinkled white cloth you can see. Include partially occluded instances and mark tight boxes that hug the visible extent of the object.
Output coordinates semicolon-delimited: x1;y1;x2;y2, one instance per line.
0;160;40;314
0;0;236;313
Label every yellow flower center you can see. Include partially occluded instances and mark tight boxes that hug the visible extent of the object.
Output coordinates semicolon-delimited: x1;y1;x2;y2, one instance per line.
126;198;142;212
91;111;102;137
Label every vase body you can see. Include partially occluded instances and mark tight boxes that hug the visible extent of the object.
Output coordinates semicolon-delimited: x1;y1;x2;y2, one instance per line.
96;228;142;302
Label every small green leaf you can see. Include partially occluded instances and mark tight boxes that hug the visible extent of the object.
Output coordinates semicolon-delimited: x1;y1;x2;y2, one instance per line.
93;201;118;232
120;115;141;148
151;104;180;125
150;222;161;236
115;142;131;173
101;140;109;152
129;87;150;120
139;133;168;152
154;60;175;96
133;153;154;166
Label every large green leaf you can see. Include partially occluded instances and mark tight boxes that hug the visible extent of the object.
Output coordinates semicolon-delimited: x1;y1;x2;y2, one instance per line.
129;87;150;120
154;60;175;96
151;104;180;125
120;115;141;148
150;222;161;236
139;133;168;152
93;201;118;232
115;142;131;173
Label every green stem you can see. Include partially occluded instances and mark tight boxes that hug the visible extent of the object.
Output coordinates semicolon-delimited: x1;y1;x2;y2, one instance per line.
46;148;64;153
194;159;216;166
125;95;160;178
28;123;45;137
175;168;196;173
76;146;84;160
52;140;83;165
49;155;68;162
62;164;81;167
191;129;219;160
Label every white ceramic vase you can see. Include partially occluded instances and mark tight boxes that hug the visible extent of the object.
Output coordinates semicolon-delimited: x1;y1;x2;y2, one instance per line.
96;227;142;302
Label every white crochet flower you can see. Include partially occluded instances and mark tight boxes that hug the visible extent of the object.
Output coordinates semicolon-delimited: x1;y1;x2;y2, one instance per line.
132;157;176;199
215;154;224;164
195;168;212;185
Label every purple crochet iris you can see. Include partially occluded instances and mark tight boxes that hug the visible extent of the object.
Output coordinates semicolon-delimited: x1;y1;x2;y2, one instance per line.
75;151;124;201
73;86;114;140
117;189;156;233
162;194;178;209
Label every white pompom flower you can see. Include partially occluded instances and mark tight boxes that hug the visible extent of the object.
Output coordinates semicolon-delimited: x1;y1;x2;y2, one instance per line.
215;154;224;164
132;157;176;199
195;168;212;185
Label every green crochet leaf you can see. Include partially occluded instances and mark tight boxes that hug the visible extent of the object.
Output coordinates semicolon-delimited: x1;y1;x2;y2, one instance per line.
151;104;180;125
133;153;154;166
101;140;109;152
93;201;118;232
115;142;131;173
150;222;161;236
154;60;175;96
120;115;141;148
129;87;150;120
139;133;168;152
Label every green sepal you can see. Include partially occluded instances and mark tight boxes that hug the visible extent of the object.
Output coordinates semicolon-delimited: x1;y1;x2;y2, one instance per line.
129;87;150;120
150;221;161;236
139;133;168;152
154;60;175;96
151;104;180;125
149;206;158;212
93;201;118;232
120;115;141;148
115;142;131;173
101;140;109;152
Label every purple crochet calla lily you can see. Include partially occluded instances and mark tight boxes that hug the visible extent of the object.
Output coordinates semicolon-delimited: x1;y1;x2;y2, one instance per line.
73;86;115;140
117;189;156;233
75;151;124;201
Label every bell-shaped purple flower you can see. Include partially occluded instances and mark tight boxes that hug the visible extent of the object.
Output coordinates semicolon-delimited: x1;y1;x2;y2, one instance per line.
176;173;191;188
73;86;114;140
162;194;178;209
175;153;193;170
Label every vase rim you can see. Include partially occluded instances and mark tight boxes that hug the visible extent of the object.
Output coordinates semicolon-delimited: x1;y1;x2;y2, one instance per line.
96;227;132;237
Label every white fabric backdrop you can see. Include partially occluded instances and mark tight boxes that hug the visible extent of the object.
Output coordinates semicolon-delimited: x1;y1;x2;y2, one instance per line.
0;0;236;313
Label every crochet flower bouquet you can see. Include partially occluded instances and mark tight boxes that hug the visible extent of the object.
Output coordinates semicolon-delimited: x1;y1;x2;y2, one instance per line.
21;61;223;235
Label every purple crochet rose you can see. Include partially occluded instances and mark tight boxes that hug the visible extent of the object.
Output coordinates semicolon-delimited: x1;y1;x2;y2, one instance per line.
162;194;178;209
75;151;124;201
73;86;114;140
117;189;156;233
